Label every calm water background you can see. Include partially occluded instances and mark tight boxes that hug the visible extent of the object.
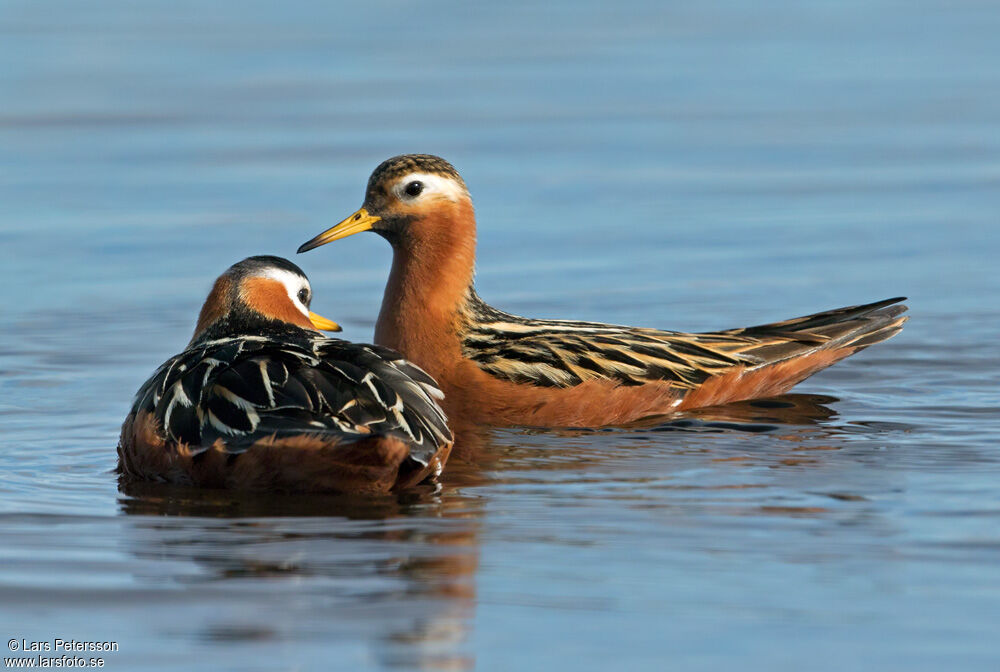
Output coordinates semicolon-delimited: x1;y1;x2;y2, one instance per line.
2;1;999;670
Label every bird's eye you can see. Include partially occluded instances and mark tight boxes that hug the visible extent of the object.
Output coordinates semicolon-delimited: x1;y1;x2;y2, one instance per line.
297;288;309;305
404;181;424;197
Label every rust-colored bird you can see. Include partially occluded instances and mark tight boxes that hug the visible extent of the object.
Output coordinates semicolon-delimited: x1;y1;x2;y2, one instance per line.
118;255;453;493
298;155;908;427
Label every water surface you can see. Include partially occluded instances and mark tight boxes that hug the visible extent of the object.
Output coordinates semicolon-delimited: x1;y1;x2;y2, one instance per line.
1;1;999;670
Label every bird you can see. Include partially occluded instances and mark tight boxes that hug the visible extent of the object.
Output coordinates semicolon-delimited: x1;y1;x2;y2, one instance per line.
297;154;908;428
118;255;453;494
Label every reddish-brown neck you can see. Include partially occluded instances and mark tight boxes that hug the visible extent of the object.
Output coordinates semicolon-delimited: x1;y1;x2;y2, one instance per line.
374;200;477;371
192;276;232;341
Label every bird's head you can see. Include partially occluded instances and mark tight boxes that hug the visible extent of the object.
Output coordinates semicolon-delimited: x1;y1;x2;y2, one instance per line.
192;255;340;341
298;154;474;253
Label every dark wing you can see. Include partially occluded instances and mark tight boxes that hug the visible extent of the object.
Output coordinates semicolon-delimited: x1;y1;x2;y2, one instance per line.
130;335;451;464
462;298;908;390
308;340;452;465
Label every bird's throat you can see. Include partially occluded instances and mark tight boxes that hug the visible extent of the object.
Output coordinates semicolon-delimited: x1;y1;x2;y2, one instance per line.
373;206;477;374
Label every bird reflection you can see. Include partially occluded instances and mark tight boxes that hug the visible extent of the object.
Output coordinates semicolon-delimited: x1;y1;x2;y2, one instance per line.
634;393;839;431
444;393;842;465
118;481;480;670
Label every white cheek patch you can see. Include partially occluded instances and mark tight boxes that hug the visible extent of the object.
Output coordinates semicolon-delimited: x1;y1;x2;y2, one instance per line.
259;268;311;319
393;172;468;203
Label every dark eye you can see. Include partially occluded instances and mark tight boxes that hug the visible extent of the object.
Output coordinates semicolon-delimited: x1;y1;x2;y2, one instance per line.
297;288;309;305
404;181;424;197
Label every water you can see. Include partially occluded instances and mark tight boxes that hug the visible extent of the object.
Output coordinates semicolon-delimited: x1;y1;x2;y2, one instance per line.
1;1;999;669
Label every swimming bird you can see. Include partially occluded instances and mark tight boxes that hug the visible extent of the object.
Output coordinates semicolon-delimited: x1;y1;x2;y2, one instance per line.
118;255;453;493
298;155;908;427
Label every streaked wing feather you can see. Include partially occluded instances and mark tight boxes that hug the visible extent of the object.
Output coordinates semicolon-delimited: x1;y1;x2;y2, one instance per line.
461;292;908;392
129;333;452;463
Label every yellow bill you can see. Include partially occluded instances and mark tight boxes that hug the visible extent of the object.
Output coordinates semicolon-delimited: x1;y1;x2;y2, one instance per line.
309;311;342;332
297;208;381;253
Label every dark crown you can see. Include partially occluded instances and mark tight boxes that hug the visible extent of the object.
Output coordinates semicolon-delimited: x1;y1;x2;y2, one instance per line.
367;154;465;192
226;255;307;281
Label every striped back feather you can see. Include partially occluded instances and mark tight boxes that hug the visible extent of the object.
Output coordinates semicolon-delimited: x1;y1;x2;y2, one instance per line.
131;330;452;466
459;290;908;392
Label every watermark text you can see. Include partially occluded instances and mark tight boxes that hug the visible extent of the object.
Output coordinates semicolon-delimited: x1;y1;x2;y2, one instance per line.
5;639;118;668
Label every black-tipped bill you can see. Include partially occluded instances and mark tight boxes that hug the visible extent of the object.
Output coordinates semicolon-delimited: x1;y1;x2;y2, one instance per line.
298;208;381;253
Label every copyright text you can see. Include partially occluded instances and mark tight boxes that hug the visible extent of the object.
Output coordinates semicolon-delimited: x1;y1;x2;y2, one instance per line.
5;639;117;668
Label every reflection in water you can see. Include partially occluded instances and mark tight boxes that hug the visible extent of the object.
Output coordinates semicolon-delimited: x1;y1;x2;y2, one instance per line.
117;483;480;670
113;392;845;669
448;394;840;462
663;393;839;428
118;481;447;519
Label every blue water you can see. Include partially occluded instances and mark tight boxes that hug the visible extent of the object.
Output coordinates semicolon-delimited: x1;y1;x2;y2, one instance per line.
2;1;999;670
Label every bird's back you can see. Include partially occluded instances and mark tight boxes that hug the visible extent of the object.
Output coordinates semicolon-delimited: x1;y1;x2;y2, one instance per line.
119;329;452;491
460;292;908;401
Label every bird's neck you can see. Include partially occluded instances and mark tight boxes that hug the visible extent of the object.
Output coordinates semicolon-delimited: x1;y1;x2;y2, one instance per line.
374;204;478;372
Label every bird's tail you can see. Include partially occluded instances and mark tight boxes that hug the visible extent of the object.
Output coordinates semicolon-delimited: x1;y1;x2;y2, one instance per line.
677;297;909;409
